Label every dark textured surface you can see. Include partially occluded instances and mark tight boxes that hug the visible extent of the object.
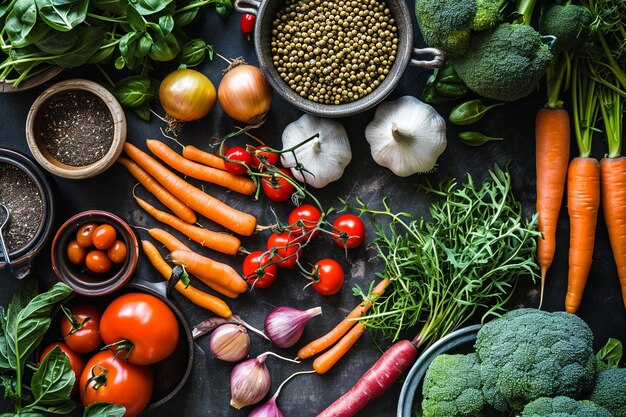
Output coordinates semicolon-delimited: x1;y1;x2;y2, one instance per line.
1;1;625;416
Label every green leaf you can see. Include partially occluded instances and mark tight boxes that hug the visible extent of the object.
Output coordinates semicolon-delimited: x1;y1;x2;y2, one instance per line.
24;400;76;415
1;374;17;400
35;29;78;54
118;30;141;70
596;338;623;370
83;402;126;417
148;31;179;61
176;38;211;67
131;103;152;121
92;0;128;15
5;0;50;48
86;43;115;64
135;33;152;58
158;15;174;36
126;4;145;32
128;0;173;16
112;75;157;108
30;346;74;406
49;26;104;67
173;6;198;27
36;0;89;32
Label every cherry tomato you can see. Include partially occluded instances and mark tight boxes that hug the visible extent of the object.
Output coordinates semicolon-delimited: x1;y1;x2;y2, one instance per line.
60;305;102;353
80;350;153;417
252;147;279;171
76;223;98;248
107;240;127;264
224;146;252;175
40;342;85;393
85;250;112;274
92;224;117;250
242;250;278;289
266;232;301;269
332;214;366;249
288;204;322;237
100;293;179;365
67;240;87;265
311;259;344;296
262;168;296;202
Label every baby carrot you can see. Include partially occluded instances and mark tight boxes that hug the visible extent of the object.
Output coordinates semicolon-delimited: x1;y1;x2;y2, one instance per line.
141;240;232;318
183;145;228;171
146;139;256;195
118;157;197;224
313;323;365;374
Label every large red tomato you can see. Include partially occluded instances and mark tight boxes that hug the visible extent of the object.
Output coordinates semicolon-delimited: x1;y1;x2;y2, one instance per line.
80;350;153;417
40;342;85;393
100;293;179;365
60;305;102;353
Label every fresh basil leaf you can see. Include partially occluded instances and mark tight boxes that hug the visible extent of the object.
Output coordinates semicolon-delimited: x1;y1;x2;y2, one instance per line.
596;338;623;370
49;26;104;67
86;42;115;64
1;374;17;400
112;75;157;108
114;55;125;69
10;46;46;74
92;0;128;15
158;15;174;36
135;34;152;58
131;103;151;121
24;400;76;415
0;0;12;20
11;278;38;312
118;30;141;70
36;0;89;32
126;4;145;32
83;402;126;417
128;0;173;16
173;7;198;27
5;0;49;48
176;38;210;67
35;29;78;54
148;32;179;61
30;346;74;406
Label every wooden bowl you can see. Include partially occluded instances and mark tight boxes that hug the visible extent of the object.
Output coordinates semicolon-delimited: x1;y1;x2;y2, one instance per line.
25;79;127;179
0;67;64;94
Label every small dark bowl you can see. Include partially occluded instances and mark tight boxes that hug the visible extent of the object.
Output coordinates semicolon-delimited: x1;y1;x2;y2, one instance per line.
397;324;481;417
51;210;139;296
43;281;194;415
0;148;56;280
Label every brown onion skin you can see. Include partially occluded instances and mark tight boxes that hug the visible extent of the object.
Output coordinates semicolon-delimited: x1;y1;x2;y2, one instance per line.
160;69;217;121
218;63;273;124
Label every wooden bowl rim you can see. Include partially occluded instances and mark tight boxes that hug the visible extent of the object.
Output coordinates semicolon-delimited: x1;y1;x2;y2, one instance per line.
0;67;64;94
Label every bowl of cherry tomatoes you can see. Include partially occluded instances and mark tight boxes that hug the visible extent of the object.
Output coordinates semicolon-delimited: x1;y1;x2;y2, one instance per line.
51;210;139;296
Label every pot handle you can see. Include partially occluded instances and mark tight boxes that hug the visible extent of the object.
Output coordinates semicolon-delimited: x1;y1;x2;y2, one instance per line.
234;0;261;15
409;47;446;69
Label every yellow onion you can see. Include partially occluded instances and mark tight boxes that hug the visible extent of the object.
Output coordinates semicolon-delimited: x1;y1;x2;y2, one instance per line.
218;61;272;124
159;69;217;121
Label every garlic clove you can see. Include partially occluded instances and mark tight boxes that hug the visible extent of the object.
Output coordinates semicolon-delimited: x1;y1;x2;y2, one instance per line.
264;306;322;349
209;324;250;362
230;355;271;409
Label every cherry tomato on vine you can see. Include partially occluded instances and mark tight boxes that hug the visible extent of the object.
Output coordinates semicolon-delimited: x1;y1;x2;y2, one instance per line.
252;147;279;171
311;259;344;296
60;305;102;353
40;342;85;393
76;223;98;248
100;293;179;365
107;240;127;264
240;13;256;39
80;350;153;417
67;240;86;265
262;168;296;202
92;224;117;250
224;146;252;175
85;250;112;274
288;204;322;237
266;232;301;269
242;250;278;288
332;214;366;249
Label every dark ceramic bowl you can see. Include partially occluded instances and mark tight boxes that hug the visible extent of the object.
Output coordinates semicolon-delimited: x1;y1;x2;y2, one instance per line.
51;210;139;296
397;324;481;417
44;281;194;415
0;148;55;280
234;0;444;118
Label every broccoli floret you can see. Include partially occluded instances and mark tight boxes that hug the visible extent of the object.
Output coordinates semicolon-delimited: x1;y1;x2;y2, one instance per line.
421;353;486;417
521;396;614;417
415;0;501;57
588;368;626;417
539;3;592;52
475;308;597;412
452;23;553;101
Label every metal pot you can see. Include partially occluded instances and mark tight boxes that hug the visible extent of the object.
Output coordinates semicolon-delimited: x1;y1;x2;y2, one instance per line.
234;0;444;118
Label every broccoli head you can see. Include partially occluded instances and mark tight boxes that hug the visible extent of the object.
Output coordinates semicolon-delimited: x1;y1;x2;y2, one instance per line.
421;353;486;417
475;308;597;412
452;23;553;101
588;368;626;417
539;3;592;52
521;396;614;417
470;0;502;31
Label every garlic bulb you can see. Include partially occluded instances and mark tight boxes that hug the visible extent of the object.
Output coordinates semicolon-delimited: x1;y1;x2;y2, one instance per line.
264;306;322;348
280;114;352;188
209;324;250;362
365;95;447;177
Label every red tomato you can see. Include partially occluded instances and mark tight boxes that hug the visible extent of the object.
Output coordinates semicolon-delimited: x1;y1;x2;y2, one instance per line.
40;342;85;393
242;250;278;288
80;350;153;417
288;204;322;237
107;240;127;264
92;224;117;250
67;240;86;265
311;259;344;296
60;305;102;353
252;147;279;171
100;293;179;365
85;250;112;274
224;146;252;175
266;232;302;268
332;214;366;249
76;223;98;248
261;168;296;202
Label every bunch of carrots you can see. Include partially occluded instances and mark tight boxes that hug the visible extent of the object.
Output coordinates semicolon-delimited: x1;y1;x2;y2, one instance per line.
536;0;625;313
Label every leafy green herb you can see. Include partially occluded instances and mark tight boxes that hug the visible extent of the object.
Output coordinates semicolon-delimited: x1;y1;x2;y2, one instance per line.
596;338;623;370
421;61;468;104
458;131;503;147
351;165;540;345
449;99;505;126
83;402;126;417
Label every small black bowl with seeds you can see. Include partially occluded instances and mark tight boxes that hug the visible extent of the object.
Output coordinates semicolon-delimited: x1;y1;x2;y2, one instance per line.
26;79;127;179
0;148;55;279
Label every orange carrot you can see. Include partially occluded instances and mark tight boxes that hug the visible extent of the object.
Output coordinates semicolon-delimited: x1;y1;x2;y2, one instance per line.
141;240;232;318
146;139;256;195
565;157;601;313
313;323;365;374
118;157;197;224
535;108;570;308
169;249;248;295
124;142;257;236
183;145;228;171
134;195;241;255
297;278;390;360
